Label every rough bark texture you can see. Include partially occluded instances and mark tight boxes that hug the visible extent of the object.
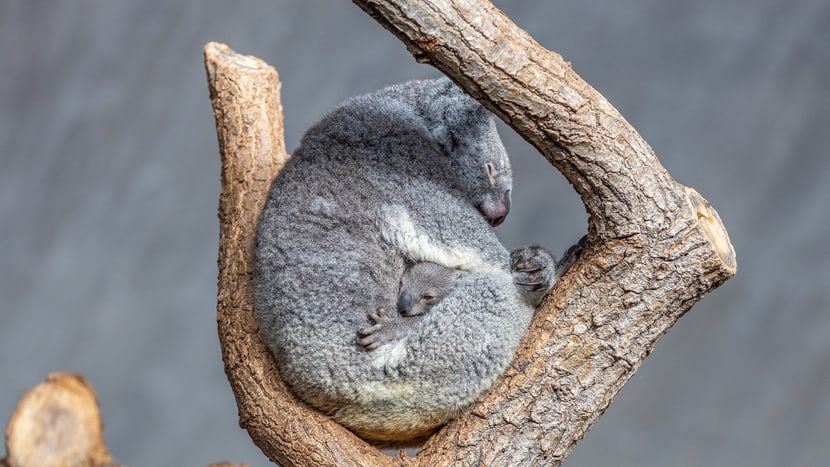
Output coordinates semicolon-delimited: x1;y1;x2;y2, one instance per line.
205;42;398;467
350;1;737;464
205;0;736;464
3;372;117;467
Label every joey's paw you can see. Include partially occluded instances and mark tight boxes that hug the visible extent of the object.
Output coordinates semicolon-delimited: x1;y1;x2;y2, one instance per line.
511;246;557;307
555;234;587;278
357;308;395;351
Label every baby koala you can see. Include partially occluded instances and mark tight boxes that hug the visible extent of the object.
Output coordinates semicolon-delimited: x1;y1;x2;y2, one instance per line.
397;261;459;317
358;261;459;351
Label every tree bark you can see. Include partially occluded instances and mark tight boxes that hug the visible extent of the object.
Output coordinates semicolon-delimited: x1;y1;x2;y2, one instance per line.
351;1;737;464
3;373;117;467
205;0;736;464
204;42;398;467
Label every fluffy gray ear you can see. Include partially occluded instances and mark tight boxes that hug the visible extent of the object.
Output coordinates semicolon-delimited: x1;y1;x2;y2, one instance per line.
426;80;489;154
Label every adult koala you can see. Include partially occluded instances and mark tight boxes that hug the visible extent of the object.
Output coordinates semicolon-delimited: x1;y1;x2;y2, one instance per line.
254;78;563;445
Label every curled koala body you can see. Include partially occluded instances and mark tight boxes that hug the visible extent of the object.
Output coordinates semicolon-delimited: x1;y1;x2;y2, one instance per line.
254;78;563;444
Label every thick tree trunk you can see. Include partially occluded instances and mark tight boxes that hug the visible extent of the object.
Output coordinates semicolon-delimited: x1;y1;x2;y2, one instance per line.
205;1;736;465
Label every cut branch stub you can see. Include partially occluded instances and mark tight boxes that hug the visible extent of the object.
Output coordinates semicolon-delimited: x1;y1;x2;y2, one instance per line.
206;0;736;464
4;372;116;467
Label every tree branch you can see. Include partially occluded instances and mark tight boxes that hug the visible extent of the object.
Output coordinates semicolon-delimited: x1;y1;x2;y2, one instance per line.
204;42;398;467
205;0;736;464
352;1;736;464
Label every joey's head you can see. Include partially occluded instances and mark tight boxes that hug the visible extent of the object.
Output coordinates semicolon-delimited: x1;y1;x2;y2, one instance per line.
397;262;459;317
426;79;513;226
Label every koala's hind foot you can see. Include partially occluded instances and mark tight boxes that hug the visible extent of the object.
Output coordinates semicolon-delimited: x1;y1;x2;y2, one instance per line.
511;246;557;307
357;308;421;351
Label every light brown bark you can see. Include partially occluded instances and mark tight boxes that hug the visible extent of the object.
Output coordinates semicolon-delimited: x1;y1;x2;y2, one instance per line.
206;0;736;465
3;373;117;467
204;42;398;467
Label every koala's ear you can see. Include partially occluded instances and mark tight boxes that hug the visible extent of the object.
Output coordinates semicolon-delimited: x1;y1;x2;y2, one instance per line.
427;80;489;152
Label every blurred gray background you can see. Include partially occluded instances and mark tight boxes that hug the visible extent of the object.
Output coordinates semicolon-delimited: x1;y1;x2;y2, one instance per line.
1;1;828;466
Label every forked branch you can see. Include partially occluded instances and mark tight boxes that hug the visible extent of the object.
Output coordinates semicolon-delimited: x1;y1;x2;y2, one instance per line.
206;1;736;465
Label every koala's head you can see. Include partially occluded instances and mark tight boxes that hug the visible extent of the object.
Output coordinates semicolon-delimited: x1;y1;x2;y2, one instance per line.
397;262;459;317
425;79;513;226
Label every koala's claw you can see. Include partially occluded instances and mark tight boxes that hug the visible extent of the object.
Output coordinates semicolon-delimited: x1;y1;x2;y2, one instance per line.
511;246;557;307
358;336;382;351
514;278;549;291
357;308;391;350
366;307;388;325
512;261;543;274
514;269;550;291
357;329;385;350
555;234;587;277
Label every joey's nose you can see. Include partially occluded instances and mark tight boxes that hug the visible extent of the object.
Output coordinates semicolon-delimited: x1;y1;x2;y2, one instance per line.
397;292;413;313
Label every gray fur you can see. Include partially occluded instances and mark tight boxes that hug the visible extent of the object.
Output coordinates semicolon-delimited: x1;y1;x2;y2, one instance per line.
397;261;459;317
356;262;460;352
254;78;561;444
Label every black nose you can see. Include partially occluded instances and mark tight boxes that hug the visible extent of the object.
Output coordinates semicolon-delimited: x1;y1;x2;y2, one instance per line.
397;292;413;313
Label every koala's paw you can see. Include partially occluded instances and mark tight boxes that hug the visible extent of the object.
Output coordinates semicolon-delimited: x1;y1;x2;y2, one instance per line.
511;246;557;307
357;308;402;351
555;234;587;278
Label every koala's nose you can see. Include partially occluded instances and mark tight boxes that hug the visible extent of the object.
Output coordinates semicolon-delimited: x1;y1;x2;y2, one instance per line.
489;190;511;226
397;292;413;314
490;213;506;227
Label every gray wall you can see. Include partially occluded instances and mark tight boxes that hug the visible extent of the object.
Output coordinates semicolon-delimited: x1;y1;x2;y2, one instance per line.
1;1;828;466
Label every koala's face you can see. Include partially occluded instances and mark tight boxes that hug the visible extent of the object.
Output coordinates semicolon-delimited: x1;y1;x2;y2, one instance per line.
426;81;514;226
452;117;513;227
397;262;459;317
